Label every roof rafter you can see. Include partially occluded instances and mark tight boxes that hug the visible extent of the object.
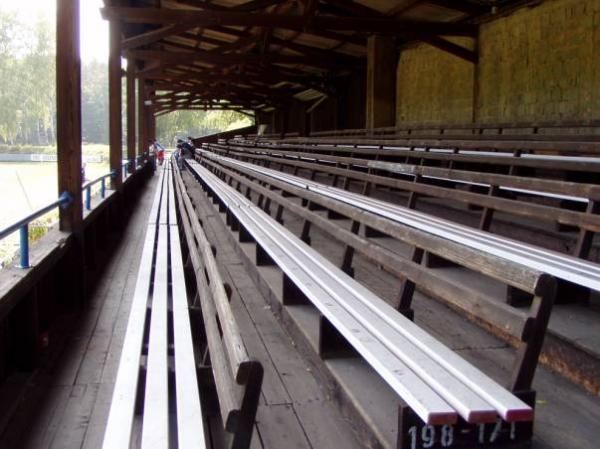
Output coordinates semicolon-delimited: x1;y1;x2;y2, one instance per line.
102;7;478;36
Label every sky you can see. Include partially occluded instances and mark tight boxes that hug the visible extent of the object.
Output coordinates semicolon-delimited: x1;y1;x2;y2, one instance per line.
1;0;109;62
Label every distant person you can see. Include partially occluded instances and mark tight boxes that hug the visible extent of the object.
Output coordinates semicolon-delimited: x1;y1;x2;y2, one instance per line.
81;163;87;183
176;138;188;157
148;140;157;171
155;140;165;166
179;137;195;157
174;146;183;169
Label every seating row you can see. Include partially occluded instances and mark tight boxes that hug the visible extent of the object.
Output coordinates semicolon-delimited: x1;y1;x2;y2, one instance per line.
231;137;600;176
186;157;541;448
199;149;600;294
102;162;262;449
102;164;206;448
208;141;600;264
307;120;600;139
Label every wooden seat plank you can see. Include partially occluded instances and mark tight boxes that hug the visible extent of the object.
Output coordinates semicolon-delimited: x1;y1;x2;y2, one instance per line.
203;151;600;293
169;185;207;448
101;169;166;449
141;193;170;448
188;160;534;425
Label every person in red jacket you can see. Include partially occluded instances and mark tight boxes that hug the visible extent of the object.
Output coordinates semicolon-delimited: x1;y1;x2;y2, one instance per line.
155;140;165;165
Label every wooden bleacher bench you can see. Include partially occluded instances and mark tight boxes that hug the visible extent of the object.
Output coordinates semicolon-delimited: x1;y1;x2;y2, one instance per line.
172;159;263;449
231;136;600;175
308;119;600;138
206;141;600;267
102;162;262;449
186;158;551;449
196;149;562;337
102;164;206;448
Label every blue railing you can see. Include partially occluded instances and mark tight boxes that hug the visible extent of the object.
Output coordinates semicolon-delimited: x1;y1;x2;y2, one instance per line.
0;158;147;269
0;192;73;268
83;172;113;211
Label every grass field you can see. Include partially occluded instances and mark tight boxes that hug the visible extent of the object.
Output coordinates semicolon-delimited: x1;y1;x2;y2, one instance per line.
0;160;109;267
0;143;110;157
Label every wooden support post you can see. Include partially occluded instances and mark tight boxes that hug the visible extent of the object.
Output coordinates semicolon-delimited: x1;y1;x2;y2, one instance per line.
109;19;123;190
127;59;136;173
574;200;600;259
138;77;146;157
339;220;360;277
282;274;309;305
275;204;284;224
300;220;312;245
319;315;357;359
479;185;500;231
56;0;82;232
366;35;396;129
510;276;556;392
396;247;424;320
56;0;85;308
147;106;156;141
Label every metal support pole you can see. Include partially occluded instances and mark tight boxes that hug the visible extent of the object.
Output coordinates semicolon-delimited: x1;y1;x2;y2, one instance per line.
86;185;91;210
19;225;29;268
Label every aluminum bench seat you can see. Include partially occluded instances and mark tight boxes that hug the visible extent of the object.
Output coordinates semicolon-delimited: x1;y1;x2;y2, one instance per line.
202;150;600;293
186;159;534;427
102;164;206;449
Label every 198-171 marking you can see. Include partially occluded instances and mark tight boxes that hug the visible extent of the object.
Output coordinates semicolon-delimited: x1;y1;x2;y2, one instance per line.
407;419;518;449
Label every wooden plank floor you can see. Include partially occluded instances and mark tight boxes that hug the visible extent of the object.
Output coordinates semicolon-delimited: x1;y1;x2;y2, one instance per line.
0;174;161;449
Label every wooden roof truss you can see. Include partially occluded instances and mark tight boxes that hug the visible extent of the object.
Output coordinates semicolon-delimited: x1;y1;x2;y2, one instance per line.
103;0;528;115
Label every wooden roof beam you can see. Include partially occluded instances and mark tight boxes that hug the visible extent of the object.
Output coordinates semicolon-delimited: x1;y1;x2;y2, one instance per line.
140;64;331;93
126;48;356;69
152;82;304;101
418;35;478;63
323;0;383;18
102;7;478;37
168;29;362;66
386;0;425;17
121;24;198;50
426;0;487;16
173;0;281;12
152;88;279;105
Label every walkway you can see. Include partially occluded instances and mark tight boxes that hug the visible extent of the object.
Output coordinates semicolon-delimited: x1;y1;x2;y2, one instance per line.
0;168;362;449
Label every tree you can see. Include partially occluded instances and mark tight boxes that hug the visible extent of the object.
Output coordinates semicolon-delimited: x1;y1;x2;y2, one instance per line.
0;7;254;148
21;16;56;144
82;60;109;143
156;109;253;144
0;9;24;143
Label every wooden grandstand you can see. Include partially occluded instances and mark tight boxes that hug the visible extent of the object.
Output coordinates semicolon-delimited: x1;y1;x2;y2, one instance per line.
0;1;599;448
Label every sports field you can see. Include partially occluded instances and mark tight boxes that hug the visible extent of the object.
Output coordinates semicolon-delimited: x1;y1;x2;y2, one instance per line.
0;161;109;266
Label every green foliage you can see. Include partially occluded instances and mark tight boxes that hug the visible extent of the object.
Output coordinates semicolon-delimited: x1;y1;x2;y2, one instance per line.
82;60;109;144
0;143;109;158
0;144;56;154
0;10;55;145
0;6;254;148
0;210;58;269
0;245;15;269
156;109;253;145
29;210;58;243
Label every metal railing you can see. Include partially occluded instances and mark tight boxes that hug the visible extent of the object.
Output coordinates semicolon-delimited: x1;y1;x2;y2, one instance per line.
0;157;148;269
82;161;131;211
0;191;73;268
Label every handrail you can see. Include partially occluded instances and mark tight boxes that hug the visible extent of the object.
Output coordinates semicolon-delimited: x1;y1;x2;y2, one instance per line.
0;191;73;269
83;172;113;211
1;155;150;269
0;157;147;269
